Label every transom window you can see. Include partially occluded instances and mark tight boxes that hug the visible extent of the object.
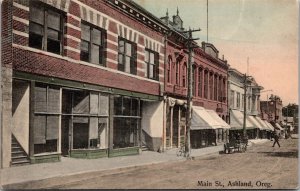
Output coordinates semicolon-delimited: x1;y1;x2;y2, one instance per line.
118;38;137;74
145;49;159;80
29;3;63;55
80;22;106;65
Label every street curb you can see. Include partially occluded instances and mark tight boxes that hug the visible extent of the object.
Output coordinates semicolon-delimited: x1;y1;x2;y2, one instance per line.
2;158;187;189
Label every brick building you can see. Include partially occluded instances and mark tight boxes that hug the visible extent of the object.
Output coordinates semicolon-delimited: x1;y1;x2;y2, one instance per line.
160;10;230;150
1;0;232;168
1;0;168;168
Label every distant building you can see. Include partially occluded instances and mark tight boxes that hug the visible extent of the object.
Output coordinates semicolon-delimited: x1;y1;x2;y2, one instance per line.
228;68;272;139
260;95;283;123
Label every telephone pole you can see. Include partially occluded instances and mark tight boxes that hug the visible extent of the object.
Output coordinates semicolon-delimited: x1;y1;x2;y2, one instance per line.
243;73;247;137
180;28;201;158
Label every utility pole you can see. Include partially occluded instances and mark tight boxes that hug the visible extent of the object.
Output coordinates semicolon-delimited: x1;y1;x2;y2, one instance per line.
180;28;201;158
243;74;247;137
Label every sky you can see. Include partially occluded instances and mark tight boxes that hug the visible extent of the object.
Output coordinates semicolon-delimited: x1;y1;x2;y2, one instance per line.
134;0;299;106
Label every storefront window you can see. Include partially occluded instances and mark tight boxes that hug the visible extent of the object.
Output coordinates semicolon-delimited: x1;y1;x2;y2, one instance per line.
113;96;140;149
61;90;109;150
34;84;60;154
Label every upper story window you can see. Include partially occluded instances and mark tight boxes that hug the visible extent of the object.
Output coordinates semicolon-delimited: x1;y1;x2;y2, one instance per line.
80;22;106;65
145;49;159;80
118;38;137;75
218;76;222;102
175;60;180;85
236;92;240;108
167;57;172;83
29;3;63;55
182;63;187;88
192;65;196;96
209;72;213;100
214;75;218;101
204;70;208;99
198;67;202;97
230;90;235;107
242;94;245;109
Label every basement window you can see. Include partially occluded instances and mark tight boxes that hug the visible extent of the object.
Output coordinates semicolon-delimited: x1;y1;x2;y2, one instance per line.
29;3;63;55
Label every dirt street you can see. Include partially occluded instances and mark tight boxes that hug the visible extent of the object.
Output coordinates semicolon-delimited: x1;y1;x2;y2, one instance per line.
5;138;298;189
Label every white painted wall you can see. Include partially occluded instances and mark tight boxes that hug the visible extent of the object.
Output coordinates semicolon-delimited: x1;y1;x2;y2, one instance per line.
12;81;30;154
142;101;163;138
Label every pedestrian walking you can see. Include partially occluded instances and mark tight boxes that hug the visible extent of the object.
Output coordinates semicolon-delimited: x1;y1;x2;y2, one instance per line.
272;131;280;147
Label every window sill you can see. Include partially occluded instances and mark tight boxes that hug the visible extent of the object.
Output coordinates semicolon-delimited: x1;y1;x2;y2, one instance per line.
34;152;61;157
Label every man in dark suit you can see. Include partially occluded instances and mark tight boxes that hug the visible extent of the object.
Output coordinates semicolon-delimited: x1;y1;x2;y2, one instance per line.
272;131;281;147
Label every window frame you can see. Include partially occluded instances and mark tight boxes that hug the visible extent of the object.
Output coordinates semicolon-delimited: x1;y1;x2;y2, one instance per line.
118;37;137;75
145;49;159;80
80;22;106;66
29;2;64;55
197;67;202;97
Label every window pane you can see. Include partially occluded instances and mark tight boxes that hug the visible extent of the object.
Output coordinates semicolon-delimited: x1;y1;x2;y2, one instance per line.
47;10;60;30
150;52;154;64
118;40;125;53
99;94;109;116
73;117;89;149
30;5;44;25
91;44;100;64
89;117;98;140
149;64;154;79
47;38;61;55
126;43;132;56
46;115;59;140
47;28;59;40
81;41;89;52
81;23;90;41
35;85;47;112
92;28;101;45
125;56;131;73
73;91;89;114
29;33;43;50
145;51;149;63
90;92;99;114
123;97;131;116
33;115;46;144
114;96;122;115
30;23;43;35
131;98;139;116
48;87;60;113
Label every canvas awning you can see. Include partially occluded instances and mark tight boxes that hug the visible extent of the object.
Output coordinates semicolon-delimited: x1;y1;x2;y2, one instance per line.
265;121;275;131
255;117;271;131
229;109;255;130
191;106;221;130
206;110;231;129
275;123;284;131
247;116;263;130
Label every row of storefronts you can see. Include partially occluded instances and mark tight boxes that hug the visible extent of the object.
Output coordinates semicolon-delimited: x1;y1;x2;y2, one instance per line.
0;0;281;168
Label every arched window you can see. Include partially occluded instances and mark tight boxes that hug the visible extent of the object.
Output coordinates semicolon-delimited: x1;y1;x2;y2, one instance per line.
182;63;187;87
204;70;208;99
214;74;218;100
175;60;180;85
223;78;226;103
167;57;172;83
218;76;222;102
192;65;196;96
209;72;213;100
198;67;203;97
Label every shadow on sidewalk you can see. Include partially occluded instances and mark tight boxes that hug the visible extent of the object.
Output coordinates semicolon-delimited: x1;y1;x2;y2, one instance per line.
257;150;298;158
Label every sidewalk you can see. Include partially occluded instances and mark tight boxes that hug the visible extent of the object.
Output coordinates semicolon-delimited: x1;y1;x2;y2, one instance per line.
0;139;268;187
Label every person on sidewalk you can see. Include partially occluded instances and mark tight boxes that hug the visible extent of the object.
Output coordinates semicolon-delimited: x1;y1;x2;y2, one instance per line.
272;131;280;147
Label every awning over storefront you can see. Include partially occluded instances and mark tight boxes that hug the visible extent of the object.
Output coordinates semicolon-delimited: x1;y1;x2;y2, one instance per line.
206;110;231;129
191;106;222;130
229;109;255;130
247;116;263;130
254;117;270;131
265;121;274;131
275;123;284;131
